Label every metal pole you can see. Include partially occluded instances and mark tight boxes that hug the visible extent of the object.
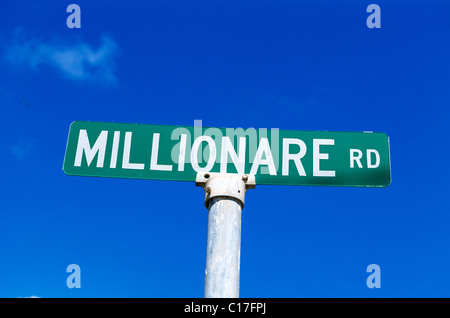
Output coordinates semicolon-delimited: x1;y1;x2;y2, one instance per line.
205;196;242;298
196;173;255;298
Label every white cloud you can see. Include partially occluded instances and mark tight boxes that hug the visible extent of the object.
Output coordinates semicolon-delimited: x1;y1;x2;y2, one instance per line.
5;32;119;86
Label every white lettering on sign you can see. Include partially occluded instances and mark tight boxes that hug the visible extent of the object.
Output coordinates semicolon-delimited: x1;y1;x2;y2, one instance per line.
177;134;187;172
122;132;145;170
72;129;384;178
191;136;216;172
350;149;363;168
110;131;120;168
350;149;380;169
74;129;108;168
150;133;173;171
367;149;380;168
220;137;246;174
282;138;307;176
250;138;276;175
313;139;335;177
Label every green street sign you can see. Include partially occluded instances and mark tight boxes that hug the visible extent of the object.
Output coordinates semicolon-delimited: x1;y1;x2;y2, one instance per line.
63;121;391;187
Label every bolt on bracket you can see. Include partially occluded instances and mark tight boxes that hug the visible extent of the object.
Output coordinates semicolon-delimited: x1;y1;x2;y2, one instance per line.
195;173;256;209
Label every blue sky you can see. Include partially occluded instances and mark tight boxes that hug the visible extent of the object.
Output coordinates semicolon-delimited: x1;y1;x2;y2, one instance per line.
1;0;450;297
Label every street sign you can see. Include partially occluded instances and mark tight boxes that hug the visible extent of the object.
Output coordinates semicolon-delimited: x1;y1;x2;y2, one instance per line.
63;121;391;187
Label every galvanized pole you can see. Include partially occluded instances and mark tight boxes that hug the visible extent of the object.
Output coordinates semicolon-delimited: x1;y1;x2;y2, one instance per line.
196;173;255;298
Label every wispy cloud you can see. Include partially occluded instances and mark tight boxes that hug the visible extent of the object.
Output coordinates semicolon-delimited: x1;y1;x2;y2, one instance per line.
4;31;119;86
10;139;36;161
